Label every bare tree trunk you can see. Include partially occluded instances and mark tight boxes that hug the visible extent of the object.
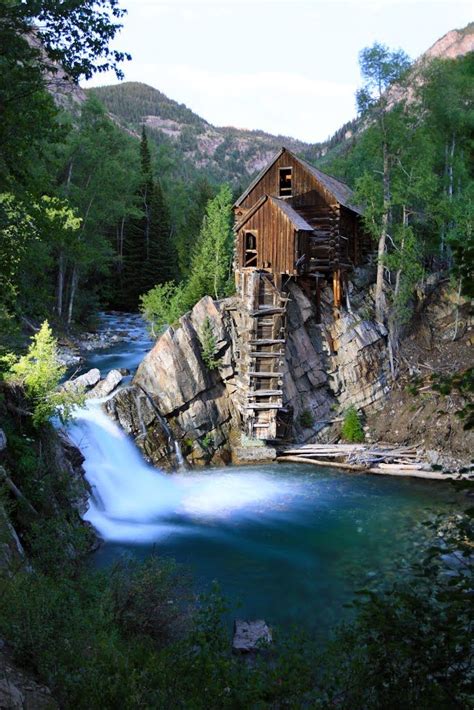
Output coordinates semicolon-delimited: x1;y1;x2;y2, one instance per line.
394;205;407;298
67;267;78;326
375;141;390;324
56;251;65;317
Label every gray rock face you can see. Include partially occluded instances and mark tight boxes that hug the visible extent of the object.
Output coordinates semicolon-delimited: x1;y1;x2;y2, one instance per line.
283;281;391;440
87;369;123;399
232;619;272;653
128;296;238;467
107;284;391;467
0;428;6;452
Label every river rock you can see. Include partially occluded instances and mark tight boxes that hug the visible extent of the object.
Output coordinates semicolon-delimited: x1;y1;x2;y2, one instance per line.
87;369;123;399
0;429;6;452
63;367;101;392
232;620;272;654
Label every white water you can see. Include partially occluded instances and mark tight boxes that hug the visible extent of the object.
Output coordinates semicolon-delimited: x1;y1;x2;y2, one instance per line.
68;400;298;544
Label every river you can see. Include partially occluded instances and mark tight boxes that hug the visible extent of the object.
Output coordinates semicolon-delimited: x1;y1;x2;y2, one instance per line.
68;312;459;636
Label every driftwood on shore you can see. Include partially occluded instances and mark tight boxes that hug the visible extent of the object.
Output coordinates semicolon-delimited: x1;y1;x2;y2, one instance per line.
276;443;469;481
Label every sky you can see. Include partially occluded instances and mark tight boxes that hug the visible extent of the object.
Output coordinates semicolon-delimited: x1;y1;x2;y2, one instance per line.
84;0;472;143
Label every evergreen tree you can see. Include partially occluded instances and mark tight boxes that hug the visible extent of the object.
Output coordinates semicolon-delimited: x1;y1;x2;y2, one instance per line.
120;128;176;310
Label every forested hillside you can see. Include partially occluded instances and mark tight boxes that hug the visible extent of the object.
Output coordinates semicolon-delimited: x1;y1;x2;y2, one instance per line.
88;81;318;186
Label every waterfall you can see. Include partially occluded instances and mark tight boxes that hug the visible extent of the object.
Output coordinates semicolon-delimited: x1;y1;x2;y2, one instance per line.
68;400;291;544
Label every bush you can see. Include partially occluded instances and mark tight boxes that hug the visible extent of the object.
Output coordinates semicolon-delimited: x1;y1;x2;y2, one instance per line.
140;281;188;337
341;405;365;442
108;555;193;646
4;321;83;425
298;409;314;428
198;317;221;370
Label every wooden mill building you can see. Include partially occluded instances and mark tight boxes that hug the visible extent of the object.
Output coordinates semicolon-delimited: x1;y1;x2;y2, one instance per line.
233;147;369;440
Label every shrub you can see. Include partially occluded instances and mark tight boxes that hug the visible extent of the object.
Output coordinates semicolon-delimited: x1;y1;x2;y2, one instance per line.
198;317;221;370
108;555;193;646
140;281;188;337
5;321;83;425
298;409;314;428
341;405;365;442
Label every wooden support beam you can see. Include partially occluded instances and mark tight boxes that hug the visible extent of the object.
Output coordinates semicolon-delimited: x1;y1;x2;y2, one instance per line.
251;307;286;317
250;338;285;345
248;389;283;397
244;404;284;410
248;371;283;377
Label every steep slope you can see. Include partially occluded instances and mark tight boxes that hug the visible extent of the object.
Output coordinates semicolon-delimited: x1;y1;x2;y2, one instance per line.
87;81;318;184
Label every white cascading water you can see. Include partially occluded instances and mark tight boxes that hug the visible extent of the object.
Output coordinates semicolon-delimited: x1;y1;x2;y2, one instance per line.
68;399;295;544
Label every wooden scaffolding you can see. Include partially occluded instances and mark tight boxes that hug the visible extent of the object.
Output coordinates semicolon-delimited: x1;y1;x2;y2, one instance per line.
239;270;288;440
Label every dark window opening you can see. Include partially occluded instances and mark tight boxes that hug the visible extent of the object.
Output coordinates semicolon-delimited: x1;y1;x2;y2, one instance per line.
244;231;257;267
279;167;292;196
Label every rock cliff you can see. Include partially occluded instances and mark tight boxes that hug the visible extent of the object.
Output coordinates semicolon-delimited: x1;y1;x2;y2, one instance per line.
106;275;391;467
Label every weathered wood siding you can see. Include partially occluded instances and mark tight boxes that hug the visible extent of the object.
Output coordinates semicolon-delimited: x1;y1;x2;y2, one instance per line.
237;197;298;274
239;150;336;212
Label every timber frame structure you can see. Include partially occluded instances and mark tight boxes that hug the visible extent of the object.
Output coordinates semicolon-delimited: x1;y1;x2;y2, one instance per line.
234;147;370;440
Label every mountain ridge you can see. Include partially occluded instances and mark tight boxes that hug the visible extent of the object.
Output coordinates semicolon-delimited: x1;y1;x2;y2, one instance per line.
83;23;473;185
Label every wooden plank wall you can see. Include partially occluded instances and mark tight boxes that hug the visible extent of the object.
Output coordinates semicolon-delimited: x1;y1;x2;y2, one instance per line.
237;198;297;275
240;151;336;211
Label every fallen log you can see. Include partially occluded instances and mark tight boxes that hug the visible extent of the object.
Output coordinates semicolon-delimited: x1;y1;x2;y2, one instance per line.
276;456;368;471
276;456;463;481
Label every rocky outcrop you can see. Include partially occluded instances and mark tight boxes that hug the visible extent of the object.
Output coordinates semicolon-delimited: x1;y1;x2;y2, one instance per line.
106;279;391;467
0;642;58;709
282;279;390;441
107;297;240;468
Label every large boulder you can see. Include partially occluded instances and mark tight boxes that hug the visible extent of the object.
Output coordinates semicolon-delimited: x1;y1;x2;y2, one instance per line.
232;619;272;654
86;369;123;399
63;368;101;392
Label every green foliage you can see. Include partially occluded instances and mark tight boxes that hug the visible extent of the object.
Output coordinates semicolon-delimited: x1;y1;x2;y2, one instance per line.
140;185;234;332
5;321;83;426
319;508;473;709
341;405;365;443
2;0;130;83
200;433;214;451
140;281;187;336
298;409;315;428
356;42;411;115
198;317;221;370
185;184;234;304
108;556;192;646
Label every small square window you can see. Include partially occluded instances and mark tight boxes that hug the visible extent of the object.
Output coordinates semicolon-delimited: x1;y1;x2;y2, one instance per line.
279;167;292;196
